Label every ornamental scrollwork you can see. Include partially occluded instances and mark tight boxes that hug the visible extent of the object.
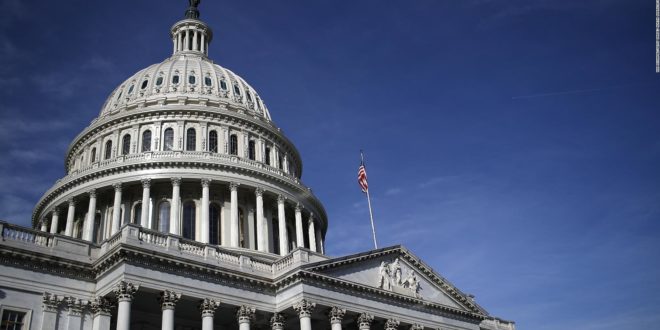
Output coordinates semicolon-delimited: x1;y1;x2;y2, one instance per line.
159;290;181;310
236;305;256;323
270;313;286;330
293;299;316;318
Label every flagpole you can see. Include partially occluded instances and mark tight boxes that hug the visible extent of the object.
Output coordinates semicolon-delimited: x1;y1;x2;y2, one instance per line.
361;151;378;249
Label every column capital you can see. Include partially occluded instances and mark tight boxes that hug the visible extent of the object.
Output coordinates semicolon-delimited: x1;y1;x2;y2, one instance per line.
255;187;264;197
141;178;151;188
159;290;182;310
384;318;400;330
356;313;374;329
65;297;84;316
52;208;60;217
42;292;61;312
328;306;346;325
90;296;113;316
277;194;286;204
293;299;316;318
236;305;256;324
295;203;303;212
67;198;76;206
201;178;212;187
88;189;97;198
113;182;122;191
230;182;240;191
171;177;182;186
114;280;139;302
270;313;286;330
409;324;424;330
199;298;220;317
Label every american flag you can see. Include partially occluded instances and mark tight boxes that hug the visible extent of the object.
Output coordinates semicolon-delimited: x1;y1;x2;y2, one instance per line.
357;162;369;193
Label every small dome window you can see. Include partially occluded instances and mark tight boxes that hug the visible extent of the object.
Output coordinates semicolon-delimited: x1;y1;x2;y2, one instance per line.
156;76;163;86
141;80;149;90
116;91;123;101
246;92;253;102
233;84;241;95
188;75;196;84
128;85;135;94
256;98;262;110
204;77;212;86
220;80;227;90
172;75;180;85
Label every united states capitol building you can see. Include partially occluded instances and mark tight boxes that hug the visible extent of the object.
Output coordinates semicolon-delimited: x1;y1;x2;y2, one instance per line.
0;2;515;330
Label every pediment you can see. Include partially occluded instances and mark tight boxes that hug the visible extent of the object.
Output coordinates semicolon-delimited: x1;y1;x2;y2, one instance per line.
304;246;486;315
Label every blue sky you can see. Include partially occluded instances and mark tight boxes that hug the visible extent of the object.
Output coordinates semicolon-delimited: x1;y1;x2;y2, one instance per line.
1;0;659;329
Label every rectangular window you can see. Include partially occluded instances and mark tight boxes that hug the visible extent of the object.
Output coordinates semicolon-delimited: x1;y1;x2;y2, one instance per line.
1;310;26;330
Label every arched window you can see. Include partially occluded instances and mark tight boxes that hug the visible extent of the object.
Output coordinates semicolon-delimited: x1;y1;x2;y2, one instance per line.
186;128;196;151
265;147;271;165
229;134;238;155
208;130;218;153
90;148;97;164
172;75;180;85
182;201;196;240
220;80;227;90
233;84;241;95
158;202;170;233
132;203;141;224
122;134;131;155
204;76;212;87
142;130;152;152
141;79;149;90
188;75;196;85
156;76;163;86
209;204;221;245
248;140;256;160
104;140;113;160
164;128;174;151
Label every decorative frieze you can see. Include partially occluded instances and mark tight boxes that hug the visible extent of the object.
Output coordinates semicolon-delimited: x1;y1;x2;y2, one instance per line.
90;297;113;316
293;299;316;318
236;305;256;324
42;292;60;312
199;298;220;317
384;318;400;330
328;306;346;324
114;280;139;302
159;290;182;310
270;313;286;330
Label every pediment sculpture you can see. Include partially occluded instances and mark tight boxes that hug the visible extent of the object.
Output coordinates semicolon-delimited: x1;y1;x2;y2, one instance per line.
377;258;422;298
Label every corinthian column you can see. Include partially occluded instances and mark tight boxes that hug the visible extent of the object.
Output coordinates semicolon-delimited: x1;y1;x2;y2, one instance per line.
90;297;113;330
114;281;140;330
65;297;84;330
84;189;97;241
237;305;256;330
356;313;374;330
410;324;424;330
270;313;285;330
49;209;60;234
293;299;316;330
111;183;123;235
384;319;400;330
328;306;346;330
277;195;288;255
307;214;317;253
65;198;76;236
170;178;181;235
199;298;220;330
41;293;60;330
140;179;151;228
255;188;265;252
160;290;181;330
201;179;211;243
230;182;239;247
294;204;304;248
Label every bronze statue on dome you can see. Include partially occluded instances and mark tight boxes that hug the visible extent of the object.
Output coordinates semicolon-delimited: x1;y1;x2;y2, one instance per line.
185;0;201;19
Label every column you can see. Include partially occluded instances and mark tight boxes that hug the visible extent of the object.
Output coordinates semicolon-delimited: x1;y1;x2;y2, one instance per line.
316;227;324;254
65;297;84;330
91;297;113;330
237;305;256;330
193;30;198;51
84;190;97;241
293;299;315;330
160;290;181;330
199;298;220;330
65;198;76;236
255;188;265;252
294;204;304;249
385;319;400;330
201;33;206;54
201;179;211;243
41;293;60;330
277;195;288;255
184;29;190;50
114;281;140;330
328;306;346;330
49;209;60;234
356;313;374;330
140;179;151;228
112;183;123;235
308;215;317;253
177;32;182;51
40;219;48;232
230;182;239;247
270;313;285;330
170;178;181;235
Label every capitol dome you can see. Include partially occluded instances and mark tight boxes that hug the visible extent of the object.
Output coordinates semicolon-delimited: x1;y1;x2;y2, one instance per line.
31;4;327;256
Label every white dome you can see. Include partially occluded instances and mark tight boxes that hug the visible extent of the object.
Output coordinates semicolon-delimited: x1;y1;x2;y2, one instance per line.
99;54;272;120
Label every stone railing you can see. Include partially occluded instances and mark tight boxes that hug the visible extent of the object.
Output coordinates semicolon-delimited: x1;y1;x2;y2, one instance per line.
138;228;168;247
1;222;54;247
